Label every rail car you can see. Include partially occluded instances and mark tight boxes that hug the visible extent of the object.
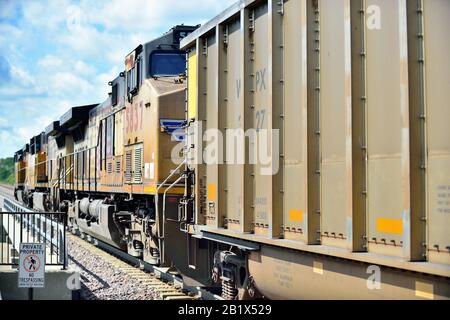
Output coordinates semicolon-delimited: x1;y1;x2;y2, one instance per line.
180;0;450;299
13;0;450;300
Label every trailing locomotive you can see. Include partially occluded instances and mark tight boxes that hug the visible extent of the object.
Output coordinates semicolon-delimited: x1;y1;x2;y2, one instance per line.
13;0;450;300
13;25;218;285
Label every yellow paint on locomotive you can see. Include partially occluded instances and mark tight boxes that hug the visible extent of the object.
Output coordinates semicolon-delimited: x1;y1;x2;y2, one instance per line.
118;77;186;196
187;50;197;120
54;77;187;197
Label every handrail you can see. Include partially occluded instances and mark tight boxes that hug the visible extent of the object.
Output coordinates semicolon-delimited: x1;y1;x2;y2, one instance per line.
59;145;97;159
161;174;185;264
155;159;186;264
16;146;97;172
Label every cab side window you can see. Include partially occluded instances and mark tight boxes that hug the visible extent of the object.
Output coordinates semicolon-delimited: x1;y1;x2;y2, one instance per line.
127;55;142;98
111;83;118;106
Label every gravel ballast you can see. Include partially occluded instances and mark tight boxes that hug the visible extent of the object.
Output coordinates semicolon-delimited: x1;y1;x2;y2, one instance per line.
68;237;160;300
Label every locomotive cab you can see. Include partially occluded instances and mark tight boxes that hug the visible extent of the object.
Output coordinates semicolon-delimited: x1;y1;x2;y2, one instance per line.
121;26;212;276
60;26;209;283
125;25;197;102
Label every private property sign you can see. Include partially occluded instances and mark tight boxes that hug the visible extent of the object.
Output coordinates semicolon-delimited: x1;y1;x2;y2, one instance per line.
18;243;45;288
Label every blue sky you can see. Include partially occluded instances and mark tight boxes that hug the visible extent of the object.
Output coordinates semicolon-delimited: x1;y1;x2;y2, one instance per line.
0;0;235;158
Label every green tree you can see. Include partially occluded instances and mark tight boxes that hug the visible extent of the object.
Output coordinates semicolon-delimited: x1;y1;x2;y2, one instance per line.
0;157;15;185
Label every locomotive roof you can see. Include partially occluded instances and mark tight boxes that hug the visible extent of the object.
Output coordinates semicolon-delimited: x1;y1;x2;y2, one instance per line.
45;121;60;137
59;104;99;129
144;25;199;53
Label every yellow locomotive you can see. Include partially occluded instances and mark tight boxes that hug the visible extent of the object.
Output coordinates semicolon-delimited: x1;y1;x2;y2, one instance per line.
14;25;214;286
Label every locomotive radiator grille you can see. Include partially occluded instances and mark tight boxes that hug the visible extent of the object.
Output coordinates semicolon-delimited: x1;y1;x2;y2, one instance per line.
125;150;132;183
134;146;143;184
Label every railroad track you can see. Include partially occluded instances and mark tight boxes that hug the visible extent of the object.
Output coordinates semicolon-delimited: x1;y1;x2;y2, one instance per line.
0;189;222;300
68;230;222;300
0;185;13;211
68;234;198;300
0;184;13;197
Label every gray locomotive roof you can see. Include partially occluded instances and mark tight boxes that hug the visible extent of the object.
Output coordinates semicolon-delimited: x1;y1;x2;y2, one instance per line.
124;25;199;58
59;104;98;129
180;0;256;49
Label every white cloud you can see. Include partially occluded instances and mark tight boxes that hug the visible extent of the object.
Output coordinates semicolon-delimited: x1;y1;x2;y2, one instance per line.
9;64;35;86
1;115;53;152
50;72;92;96
83;0;235;32
95;65;121;98
39;55;95;75
0;24;23;48
73;60;96;76
0;130;11;144
0;62;47;98
21;0;70;30
0;0;236;157
37;55;64;68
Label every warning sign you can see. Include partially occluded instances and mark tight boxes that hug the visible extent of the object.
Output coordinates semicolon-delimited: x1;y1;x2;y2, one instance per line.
18;243;45;288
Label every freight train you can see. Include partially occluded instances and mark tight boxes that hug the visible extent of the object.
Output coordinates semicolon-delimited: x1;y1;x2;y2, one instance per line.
13;0;450;300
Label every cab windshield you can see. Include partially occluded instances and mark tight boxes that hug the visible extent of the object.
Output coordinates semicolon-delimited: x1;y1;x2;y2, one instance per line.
149;51;185;77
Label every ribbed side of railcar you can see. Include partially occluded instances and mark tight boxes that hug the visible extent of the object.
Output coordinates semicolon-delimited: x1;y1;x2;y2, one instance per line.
181;0;449;299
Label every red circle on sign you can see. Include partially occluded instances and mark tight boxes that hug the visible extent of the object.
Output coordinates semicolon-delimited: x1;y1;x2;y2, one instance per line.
23;254;41;272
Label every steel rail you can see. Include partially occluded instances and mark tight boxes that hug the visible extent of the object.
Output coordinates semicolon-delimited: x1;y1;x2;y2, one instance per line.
75;231;222;300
